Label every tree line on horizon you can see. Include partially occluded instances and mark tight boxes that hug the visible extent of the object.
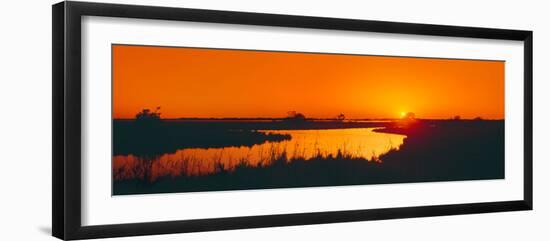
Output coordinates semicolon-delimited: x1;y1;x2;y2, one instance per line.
134;108;349;122
132;107;490;122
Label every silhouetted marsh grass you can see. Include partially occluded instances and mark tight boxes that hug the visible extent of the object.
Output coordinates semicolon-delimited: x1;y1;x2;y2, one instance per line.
113;141;391;180
113;143;399;194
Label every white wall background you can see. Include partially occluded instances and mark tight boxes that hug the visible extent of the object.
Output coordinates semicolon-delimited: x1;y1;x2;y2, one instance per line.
0;0;548;240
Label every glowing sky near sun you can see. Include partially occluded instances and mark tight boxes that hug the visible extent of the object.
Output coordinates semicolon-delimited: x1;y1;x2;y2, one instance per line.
112;45;504;119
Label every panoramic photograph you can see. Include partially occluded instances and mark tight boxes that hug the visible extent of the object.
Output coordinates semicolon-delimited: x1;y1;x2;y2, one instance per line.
112;44;504;195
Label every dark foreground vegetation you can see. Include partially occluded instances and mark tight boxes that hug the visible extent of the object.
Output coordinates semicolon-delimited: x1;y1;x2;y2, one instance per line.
113;119;504;195
375;120;504;182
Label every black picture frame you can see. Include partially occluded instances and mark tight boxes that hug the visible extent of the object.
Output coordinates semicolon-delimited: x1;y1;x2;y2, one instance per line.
52;1;533;240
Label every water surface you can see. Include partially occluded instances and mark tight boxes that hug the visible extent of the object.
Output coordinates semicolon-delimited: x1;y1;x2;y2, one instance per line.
113;128;405;181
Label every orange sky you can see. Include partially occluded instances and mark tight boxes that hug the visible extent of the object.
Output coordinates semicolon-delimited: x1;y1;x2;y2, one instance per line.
112;45;504;120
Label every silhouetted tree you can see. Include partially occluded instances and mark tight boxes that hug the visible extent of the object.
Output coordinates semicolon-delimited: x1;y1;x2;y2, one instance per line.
286;111;306;121
136;106;161;123
404;112;416;120
453;115;461;121
337;113;346;121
